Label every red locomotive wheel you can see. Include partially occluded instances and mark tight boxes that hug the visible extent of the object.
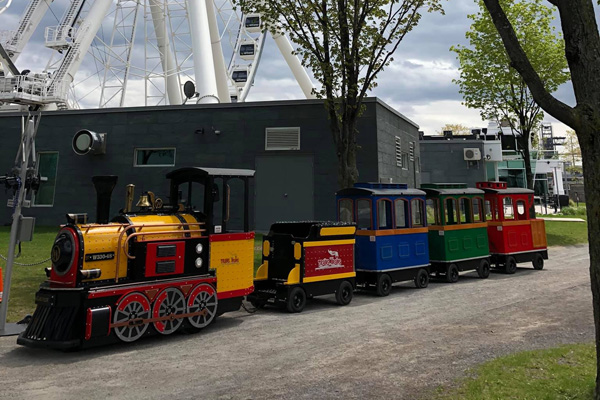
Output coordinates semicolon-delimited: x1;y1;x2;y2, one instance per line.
113;292;151;343
152;287;186;335
186;283;218;329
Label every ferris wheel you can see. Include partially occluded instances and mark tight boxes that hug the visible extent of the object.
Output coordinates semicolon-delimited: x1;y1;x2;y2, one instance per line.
0;0;315;110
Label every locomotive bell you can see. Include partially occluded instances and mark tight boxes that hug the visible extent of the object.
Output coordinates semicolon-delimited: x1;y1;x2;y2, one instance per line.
136;193;153;208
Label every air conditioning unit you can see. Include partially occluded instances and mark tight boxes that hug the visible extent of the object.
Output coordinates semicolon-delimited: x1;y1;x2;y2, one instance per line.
464;148;482;161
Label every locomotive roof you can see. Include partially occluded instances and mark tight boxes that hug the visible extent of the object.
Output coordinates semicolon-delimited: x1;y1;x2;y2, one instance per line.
336;187;426;196
479;187;534;195
421;187;484;195
166;167;255;180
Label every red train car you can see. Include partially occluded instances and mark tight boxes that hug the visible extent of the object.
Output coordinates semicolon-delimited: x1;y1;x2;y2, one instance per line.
476;182;548;273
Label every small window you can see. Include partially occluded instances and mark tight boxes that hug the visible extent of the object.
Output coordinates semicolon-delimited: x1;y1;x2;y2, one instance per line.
459;197;472;223
485;199;493;221
33;151;59;206
473;197;483;222
517;200;527;220
395;199;408;228
503;197;514;220
411;199;424;227
426;198;440;225
377;199;393;229
445;198;457;225
357;199;372;229
338;199;354;223
265;127;300;150
134;148;175;167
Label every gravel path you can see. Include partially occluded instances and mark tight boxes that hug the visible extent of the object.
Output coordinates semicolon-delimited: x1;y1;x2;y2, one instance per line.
0;245;593;400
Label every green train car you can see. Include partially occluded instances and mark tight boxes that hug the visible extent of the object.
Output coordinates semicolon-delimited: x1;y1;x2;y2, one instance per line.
421;183;491;282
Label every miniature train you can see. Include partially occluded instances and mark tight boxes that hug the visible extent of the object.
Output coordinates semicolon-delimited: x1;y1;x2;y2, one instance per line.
17;168;548;348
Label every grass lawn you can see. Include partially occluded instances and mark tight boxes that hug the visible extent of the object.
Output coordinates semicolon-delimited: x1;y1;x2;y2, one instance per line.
0;226;265;322
544;219;589;247
435;343;595;400
1;226;56;322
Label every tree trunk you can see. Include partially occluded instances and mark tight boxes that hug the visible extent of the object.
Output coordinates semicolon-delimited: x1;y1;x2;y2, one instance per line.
521;145;534;190
336;122;359;189
579;126;600;400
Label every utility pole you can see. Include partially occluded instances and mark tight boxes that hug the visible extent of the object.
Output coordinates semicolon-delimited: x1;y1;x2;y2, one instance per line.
0;113;41;336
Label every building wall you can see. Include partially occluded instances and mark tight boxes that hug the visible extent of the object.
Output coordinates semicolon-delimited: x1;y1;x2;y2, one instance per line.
375;102;421;186
420;139;488;187
0;98;419;229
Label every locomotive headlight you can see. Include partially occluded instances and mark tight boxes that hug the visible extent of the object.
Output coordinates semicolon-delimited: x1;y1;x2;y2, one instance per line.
195;257;203;268
195;243;203;254
51;231;75;276
72;130;107;155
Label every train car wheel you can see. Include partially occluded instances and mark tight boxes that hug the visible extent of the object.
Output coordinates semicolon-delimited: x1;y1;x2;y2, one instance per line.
286;287;306;313
414;269;429;289
477;259;491;279
335;281;353;306
376;274;392;296
187;283;218;329
505;256;517;274
446;264;459;283
113;292;151;343
153;288;186;335
532;254;544;270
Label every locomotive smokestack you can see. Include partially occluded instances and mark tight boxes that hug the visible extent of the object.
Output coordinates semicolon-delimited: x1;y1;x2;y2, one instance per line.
92;176;118;224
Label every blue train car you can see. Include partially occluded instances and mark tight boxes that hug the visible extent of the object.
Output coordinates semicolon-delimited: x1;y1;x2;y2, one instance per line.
336;183;430;296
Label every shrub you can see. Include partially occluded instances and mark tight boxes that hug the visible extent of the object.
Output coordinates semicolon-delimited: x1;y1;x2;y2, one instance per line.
560;206;587;216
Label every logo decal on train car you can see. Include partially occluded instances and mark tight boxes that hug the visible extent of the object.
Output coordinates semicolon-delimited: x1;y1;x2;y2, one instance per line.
220;254;240;265
316;250;345;270
85;252;115;262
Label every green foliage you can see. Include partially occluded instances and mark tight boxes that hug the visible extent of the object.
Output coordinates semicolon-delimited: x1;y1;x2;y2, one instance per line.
436;123;471;136
560;206;587;216
235;0;443;187
436;343;595;400
452;0;568;126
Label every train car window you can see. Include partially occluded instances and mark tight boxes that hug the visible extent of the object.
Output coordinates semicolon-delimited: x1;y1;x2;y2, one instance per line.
357;199;372;229
516;200;527;220
426;199;440;225
377;199;393;229
338;199;354;223
445;198;457;225
178;182;206;215
473;197;483;222
485;199;493;221
225;179;245;231
411;199;424;227
395;199;408;228
459;197;473;223
503;196;515;220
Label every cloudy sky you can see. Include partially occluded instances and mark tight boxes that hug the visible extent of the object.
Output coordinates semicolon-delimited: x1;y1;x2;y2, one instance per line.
1;0;577;138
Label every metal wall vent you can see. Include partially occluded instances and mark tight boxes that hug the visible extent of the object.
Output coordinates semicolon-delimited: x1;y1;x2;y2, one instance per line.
395;136;402;167
265;127;301;150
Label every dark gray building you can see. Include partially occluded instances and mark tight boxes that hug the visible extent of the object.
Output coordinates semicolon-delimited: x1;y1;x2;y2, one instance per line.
1;98;420;231
420;134;503;187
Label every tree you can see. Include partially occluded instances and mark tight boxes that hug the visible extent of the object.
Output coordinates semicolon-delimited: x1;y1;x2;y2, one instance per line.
236;0;443;188
561;129;582;173
452;0;569;190
481;1;600;397
436;123;471;136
